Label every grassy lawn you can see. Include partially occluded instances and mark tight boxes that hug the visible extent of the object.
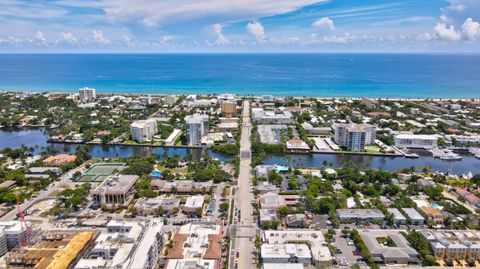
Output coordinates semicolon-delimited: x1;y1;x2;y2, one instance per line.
157;165;188;174
376;236;397;247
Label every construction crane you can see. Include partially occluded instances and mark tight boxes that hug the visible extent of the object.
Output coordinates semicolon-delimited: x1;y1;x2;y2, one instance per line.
16;202;34;245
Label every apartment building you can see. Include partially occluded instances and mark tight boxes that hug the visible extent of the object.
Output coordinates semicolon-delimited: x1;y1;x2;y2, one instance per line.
394;133;438;149
78;87;96;101
421;230;480;260
333;123;376;151
130;119;158;142
185;114;209;146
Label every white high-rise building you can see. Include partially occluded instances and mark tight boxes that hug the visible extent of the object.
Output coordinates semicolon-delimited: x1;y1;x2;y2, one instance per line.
185;114;209;146
130;119;158;142
78;87;96;102
333;123;376;151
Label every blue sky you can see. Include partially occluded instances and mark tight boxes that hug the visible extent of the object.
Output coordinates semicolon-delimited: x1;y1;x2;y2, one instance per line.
0;0;479;52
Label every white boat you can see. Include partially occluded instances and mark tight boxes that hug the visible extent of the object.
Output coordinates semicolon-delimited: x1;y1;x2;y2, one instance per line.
404;153;419;158
441;155;462;161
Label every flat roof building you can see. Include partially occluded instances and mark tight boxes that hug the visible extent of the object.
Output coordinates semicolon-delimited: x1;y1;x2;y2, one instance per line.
263;230;332;265
134;196;181;215
394;133;438;149
75;219;163;269
421;230;480;261
91;175;139;208
360;230;418;265
401;208;425;225
286;139;310;152
387;208;407;225
333;123;376;151
261;244;312;266
253;109;293;125
165;222;222;269
336;209;385;222
183;195;205;214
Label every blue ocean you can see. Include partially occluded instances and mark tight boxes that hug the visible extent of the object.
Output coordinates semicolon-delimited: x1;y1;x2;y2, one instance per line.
0;53;479;98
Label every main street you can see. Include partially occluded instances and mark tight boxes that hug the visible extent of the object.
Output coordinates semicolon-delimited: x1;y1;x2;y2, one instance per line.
229;100;256;269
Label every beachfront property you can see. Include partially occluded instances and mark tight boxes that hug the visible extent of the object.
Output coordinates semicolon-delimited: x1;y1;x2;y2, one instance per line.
333;123;376;151
420;230;480;261
78;87;96;102
91;175;139;208
75;219;163;269
263;230;333;266
130;118;158;142
261;244;312;266
336;209;385;222
394;133;438;149
165;222;222;269
359;230;419;265
185;114;209;146
252;108;294;124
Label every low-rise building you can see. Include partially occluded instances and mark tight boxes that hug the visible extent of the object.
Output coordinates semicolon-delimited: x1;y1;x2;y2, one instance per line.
284;214;307;228
165;222;222;269
91;175;139;208
263;230;332;265
43;154;77;166
164;129;182;146
75;219;163;269
261;244;312;266
260;209;278;223
286;139;310;153
253;109;294;124
421;230;480;260
260;192;285;209
360;230;418;265
152;180;213;194
183;195;205;215
418;207;444;224
134;196;181;215
336;209;385;222
394;134;438;149
387;208;407;225
401;208;425;225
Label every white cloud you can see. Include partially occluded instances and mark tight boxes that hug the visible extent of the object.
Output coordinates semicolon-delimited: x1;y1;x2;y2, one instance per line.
312;17;334;31
247;21;266;42
58;32;78;45
461;17;480;40
434;22;462;41
212;23;229;45
123;35;133;45
102;0;325;27
92;29;110;45
35;31;47;44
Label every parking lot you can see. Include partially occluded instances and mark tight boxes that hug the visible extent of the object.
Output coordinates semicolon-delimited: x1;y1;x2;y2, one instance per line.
334;233;365;267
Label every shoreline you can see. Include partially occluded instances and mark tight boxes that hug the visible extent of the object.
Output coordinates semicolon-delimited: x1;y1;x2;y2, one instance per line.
3;90;480;101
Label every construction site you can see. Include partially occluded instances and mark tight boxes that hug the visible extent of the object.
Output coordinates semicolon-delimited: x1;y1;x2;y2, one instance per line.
4;230;97;269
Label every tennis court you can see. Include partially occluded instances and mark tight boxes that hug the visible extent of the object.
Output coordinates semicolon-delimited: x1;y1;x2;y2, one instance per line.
77;163;126;182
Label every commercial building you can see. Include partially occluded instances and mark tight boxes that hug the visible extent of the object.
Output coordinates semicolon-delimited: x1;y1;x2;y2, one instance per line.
421;230;480;260
301;122;331;136
78;87;96;101
261;244;312;266
253;109;294;124
165;222;222;269
220;101;237;117
263;230;332;265
260;209;278;222
6;231;96;269
185;114;209;146
333;123;376;151
183;195;205;215
0;221;34;254
134;196;181;215
151;180;213;194
91;175;139;208
75;219;164;269
260;192;285;209
394;134;438;149
401;208;425;225
130;119;158;142
336;209;385;222
360;230;418;265
418;207;444;224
